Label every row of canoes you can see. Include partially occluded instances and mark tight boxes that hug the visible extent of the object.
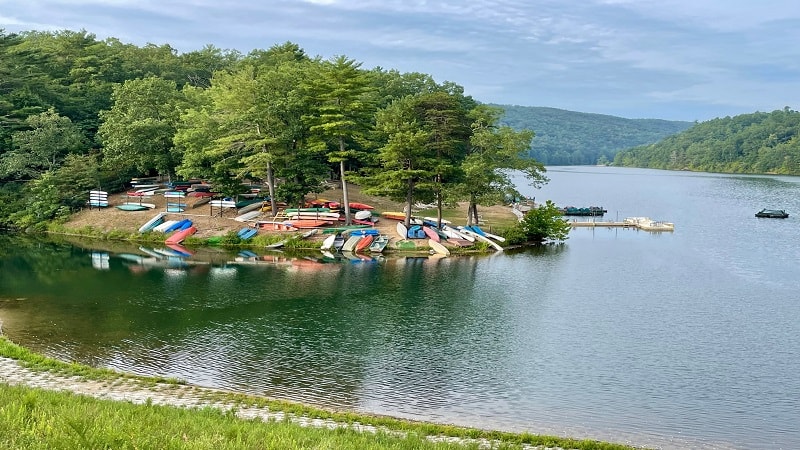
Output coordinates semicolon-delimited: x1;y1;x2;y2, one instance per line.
320;230;390;254
137;213;197;244
393;219;504;253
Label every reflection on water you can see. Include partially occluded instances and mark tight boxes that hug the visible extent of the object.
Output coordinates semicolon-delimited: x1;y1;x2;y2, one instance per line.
2;167;800;450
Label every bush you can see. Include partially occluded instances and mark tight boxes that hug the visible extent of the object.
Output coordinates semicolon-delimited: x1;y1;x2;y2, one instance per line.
507;200;571;244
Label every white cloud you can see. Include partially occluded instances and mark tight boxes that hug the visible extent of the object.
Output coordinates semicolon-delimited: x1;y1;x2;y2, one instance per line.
1;0;800;120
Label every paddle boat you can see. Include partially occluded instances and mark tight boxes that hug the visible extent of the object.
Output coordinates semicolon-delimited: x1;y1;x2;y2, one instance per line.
755;209;789;218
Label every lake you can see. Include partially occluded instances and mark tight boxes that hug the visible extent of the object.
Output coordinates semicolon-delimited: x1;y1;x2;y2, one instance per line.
1;166;799;449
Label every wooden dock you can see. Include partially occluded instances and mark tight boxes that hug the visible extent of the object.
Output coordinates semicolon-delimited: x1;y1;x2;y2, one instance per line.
568;217;675;232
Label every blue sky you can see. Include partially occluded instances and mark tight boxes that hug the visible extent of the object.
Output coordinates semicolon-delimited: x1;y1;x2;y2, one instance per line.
2;0;799;122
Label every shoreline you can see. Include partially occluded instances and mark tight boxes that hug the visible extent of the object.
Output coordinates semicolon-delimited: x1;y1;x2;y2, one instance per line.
0;335;622;450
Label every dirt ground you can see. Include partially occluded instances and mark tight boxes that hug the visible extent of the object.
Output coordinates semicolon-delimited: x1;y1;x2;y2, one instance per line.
64;183;519;246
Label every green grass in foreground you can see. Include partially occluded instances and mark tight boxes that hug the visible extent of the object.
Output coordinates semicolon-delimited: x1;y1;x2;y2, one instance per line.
0;337;635;450
0;384;479;450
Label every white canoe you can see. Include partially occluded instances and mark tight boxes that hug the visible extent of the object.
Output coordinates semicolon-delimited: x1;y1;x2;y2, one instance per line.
470;225;506;242
153;220;178;233
354;210;372;220
234;210;262;222
428;239;450;256
320;233;337;250
341;234;362;252
285;211;341;220
458;227;503;252
442;225;474;242
396;222;408;240
138;212;166;233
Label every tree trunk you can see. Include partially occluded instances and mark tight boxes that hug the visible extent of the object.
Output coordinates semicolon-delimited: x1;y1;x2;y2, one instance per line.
436;191;443;228
467;194;478;226
404;178;414;229
340;159;350;225
266;161;277;214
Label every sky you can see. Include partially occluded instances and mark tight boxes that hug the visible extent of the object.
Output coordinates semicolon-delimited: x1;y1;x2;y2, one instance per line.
2;0;799;122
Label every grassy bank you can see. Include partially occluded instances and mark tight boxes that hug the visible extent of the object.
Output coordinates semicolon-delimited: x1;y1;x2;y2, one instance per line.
0;337;634;450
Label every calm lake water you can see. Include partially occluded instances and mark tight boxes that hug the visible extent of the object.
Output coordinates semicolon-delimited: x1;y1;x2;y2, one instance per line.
1;166;799;449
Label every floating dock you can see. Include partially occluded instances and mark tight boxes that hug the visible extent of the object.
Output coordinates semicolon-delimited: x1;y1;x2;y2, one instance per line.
568;217;674;232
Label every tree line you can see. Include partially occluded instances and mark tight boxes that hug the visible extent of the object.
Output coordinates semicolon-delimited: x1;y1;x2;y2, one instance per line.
498;105;692;165
0;29;546;230
613;108;800;174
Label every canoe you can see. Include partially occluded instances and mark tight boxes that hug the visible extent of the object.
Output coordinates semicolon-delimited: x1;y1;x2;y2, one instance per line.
441;225;474;242
117;204;149;212
332;233;345;250
165;226;196;245
320;233;338;250
138;212;166;233
408;225;426;239
354;210;372;220
422;216;451;226
448;238;474;247
191;197;212;208
349;202;374;210
177;219;194;231
126;201;156;209
234;210;262;222
285;211;341;220
368;235;390;253
354;235;374;252
285;219;332;229
238;201;265;214
257;221;298;231
237;227;258;240
459;227;503;252
470;225;506;242
382;211;405;221
422;226;440;242
153;220;178;233
341;235;362;252
428;239;450;256
163;219;189;233
396;222;408;240
348;228;379;236
286;207;331;213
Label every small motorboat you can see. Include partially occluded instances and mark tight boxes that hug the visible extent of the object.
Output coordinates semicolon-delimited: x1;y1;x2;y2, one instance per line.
755;209;789;218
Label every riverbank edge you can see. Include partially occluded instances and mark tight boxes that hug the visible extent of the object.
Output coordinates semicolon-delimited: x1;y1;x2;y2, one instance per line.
0;335;633;450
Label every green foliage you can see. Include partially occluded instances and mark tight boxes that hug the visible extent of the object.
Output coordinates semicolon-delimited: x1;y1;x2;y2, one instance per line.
614;108;800;175
97;76;185;176
507;200;571;244
0;108;87;179
498;105;692;165
8;154;102;228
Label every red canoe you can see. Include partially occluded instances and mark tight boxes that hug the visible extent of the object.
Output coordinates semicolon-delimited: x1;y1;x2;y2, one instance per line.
422;226;440;242
285;219;332;229
165;226;196;245
349;202;374;210
354;234;374;252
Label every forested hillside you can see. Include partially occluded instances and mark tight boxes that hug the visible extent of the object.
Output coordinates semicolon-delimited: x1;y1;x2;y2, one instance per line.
0;29;546;230
496;105;693;165
614;108;800;175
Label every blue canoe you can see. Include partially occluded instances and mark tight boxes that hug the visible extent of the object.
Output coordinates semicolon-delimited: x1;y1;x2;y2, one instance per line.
237;227;258;240
164;219;190;233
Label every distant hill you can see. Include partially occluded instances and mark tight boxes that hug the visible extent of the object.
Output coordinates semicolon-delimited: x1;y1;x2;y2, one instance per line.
613;108;800;175
494;105;693;165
